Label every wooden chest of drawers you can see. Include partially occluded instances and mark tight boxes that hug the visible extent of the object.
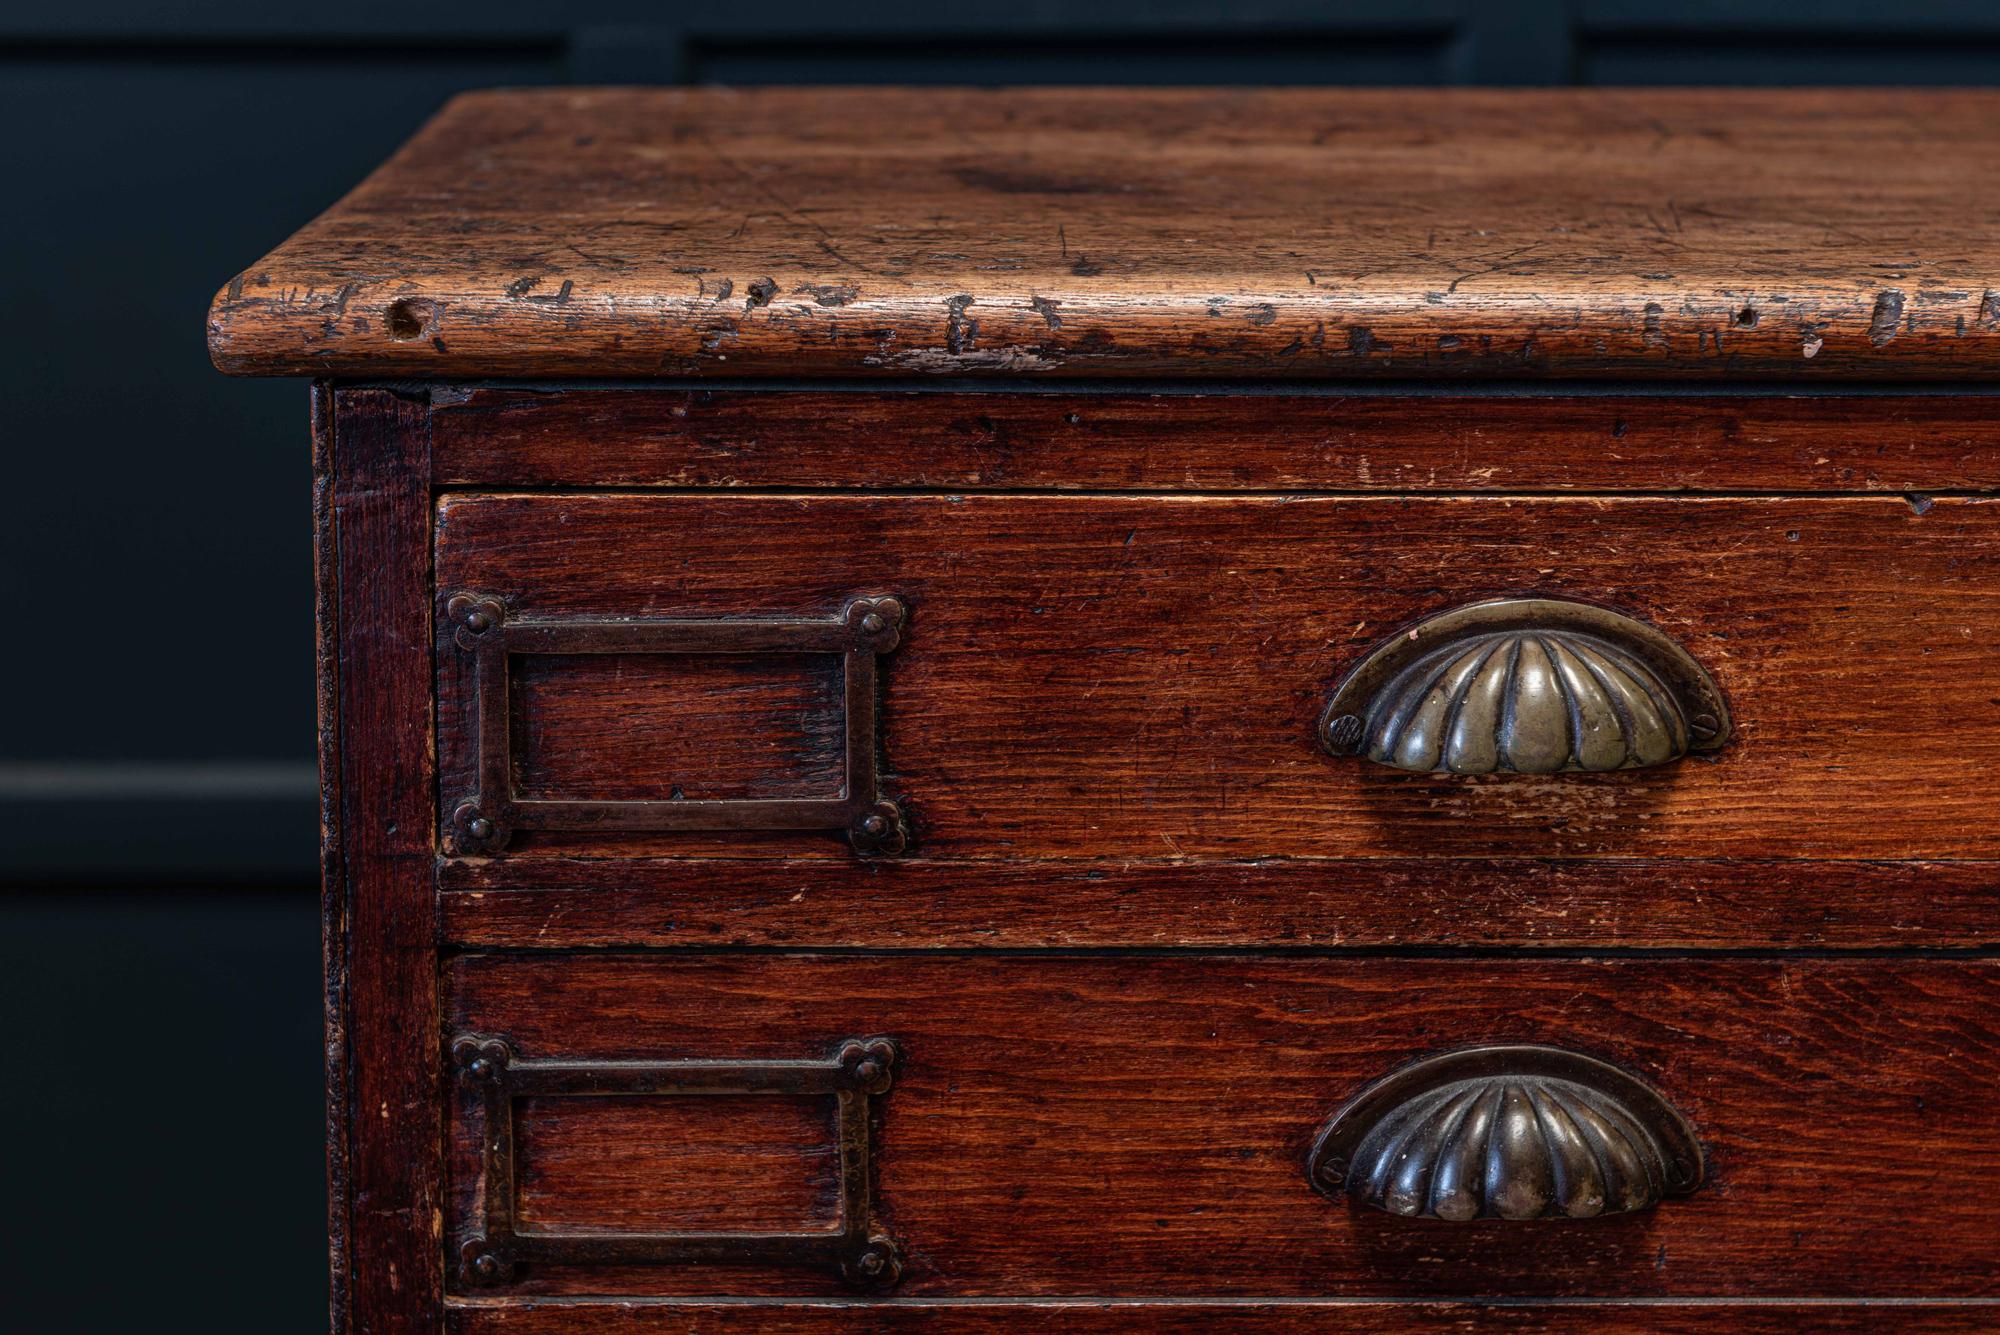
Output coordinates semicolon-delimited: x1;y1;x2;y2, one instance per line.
212;89;2000;1332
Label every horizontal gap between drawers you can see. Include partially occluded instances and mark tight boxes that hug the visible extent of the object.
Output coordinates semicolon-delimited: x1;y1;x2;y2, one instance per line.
427;484;2000;500
445;1296;2000;1308
432;942;2000;961
360;377;2000;400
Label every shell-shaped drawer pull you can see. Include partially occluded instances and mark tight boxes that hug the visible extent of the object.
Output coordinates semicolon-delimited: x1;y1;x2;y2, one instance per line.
1318;597;1730;775
1307;1045;1704;1221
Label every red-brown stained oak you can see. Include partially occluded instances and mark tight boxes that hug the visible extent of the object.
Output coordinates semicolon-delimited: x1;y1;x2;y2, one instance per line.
312;381;350;1335
328;389;443;1332
210;89;2000;381
445;1301;2000;1335
435;493;2000;862
445;955;2000;1299
436;857;2000;951
430;388;2000;494
515;1095;834;1234
510;653;845;803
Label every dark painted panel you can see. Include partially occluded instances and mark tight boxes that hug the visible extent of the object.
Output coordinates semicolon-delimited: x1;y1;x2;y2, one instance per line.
0;0;1453;40
1579;0;2000;34
1582;41;2000;85
690;32;1451;85
1577;0;2000;82
0;890;323;1332
0;772;319;880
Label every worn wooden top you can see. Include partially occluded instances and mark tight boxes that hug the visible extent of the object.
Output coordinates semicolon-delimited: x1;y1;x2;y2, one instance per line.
210;87;2000;380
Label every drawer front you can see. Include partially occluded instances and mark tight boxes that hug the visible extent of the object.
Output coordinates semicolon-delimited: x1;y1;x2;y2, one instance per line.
435;493;2000;860
444;954;2000;1299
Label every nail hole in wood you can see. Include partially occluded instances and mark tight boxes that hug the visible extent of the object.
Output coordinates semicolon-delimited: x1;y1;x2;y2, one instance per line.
386;298;437;341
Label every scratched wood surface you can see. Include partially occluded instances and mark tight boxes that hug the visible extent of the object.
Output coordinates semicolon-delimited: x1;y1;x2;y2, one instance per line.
429;388;2000;494
310;383;349;1333
326;390;443;1332
445;954;2000;1298
511;653;846;803
445;1301;2000;1334
434;493;2000;861
514;1094;833;1234
210;89;2000;380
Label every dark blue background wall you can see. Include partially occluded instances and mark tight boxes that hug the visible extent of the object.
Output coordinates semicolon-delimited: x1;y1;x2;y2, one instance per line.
3;3;1995;1328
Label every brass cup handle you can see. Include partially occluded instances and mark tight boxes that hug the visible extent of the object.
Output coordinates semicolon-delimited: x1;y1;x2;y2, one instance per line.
1307;1045;1704;1221
1319;598;1730;775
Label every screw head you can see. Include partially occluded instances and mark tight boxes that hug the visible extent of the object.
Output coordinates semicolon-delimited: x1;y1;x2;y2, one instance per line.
466;1057;491;1079
1324;714;1365;752
857;1249;885;1276
855;1058;883;1083
859;813;887;837
464;610;492;632
471;1251;501;1280
468;817;494;840
861;611;887;634
1689;712;1720;741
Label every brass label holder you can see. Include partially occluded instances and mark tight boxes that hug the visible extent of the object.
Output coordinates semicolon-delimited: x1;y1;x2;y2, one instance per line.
451;1034;904;1291
443;593;907;855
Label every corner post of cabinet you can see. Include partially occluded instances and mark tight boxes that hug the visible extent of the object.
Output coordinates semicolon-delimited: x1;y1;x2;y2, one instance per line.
320;384;441;1333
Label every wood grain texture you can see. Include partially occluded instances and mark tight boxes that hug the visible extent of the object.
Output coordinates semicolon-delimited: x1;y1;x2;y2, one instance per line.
312;380;349;1335
329;389;443;1332
436;857;2000;951
511;653;845;803
445;955;2000;1298
514;1095;835;1234
210;88;2000;381
446;1299;2000;1334
435;493;2000;861
430;388;2000;494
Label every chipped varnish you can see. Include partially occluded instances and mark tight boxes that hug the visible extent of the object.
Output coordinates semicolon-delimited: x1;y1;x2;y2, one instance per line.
212;88;2000;380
